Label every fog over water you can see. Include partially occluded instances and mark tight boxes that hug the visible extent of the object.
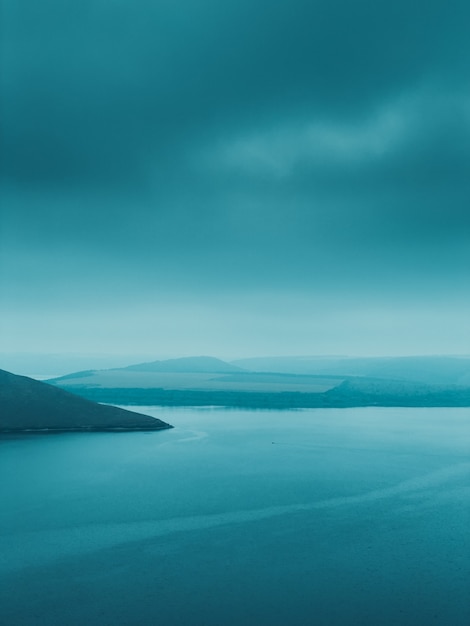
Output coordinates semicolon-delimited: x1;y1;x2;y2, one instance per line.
1;0;470;359
1;407;469;625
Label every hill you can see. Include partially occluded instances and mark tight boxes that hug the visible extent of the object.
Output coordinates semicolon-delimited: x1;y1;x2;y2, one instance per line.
45;355;470;409
48;367;343;394
0;369;172;432
232;356;470;386
122;356;244;373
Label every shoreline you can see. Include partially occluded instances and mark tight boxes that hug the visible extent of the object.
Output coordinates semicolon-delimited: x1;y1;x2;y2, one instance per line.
0;424;173;434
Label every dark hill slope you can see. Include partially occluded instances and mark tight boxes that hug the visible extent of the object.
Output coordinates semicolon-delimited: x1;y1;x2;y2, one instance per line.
0;369;172;432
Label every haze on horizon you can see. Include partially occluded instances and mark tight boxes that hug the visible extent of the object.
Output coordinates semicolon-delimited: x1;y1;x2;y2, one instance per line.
1;0;469;361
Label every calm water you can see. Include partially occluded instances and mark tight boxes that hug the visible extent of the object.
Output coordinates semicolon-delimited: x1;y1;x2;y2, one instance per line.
1;407;469;625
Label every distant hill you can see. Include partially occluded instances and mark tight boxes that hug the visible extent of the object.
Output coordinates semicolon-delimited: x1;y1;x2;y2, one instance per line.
232;356;470;386
48;367;343;394
45;354;470;409
45;376;470;409
0;369;172;432
122;356;244;373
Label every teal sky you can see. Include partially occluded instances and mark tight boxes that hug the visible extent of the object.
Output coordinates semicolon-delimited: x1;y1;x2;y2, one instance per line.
1;0;469;362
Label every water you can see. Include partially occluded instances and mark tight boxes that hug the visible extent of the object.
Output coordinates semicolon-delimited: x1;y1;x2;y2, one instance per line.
1;407;469;625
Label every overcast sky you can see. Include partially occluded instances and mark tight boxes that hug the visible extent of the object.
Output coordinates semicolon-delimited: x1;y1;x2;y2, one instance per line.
1;0;469;364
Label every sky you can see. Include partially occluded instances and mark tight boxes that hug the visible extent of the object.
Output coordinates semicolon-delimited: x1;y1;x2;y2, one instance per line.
1;0;469;369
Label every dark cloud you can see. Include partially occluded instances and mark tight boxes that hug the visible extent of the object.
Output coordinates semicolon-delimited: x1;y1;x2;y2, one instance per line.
2;0;469;185
1;0;469;357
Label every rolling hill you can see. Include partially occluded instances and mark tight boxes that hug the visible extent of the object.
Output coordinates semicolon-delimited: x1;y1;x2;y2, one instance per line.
122;356;243;373
232;355;470;386
46;356;470;409
48;355;344;394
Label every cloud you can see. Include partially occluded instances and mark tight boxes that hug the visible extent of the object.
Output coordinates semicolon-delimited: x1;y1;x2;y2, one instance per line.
2;0;469;187
206;101;409;177
1;0;469;357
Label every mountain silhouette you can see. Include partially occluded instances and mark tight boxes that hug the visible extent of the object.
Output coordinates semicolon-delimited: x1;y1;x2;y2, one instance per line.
122;356;244;373
0;369;172;432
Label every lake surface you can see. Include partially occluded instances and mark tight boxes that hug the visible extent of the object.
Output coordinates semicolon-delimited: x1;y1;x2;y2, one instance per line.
1;407;469;625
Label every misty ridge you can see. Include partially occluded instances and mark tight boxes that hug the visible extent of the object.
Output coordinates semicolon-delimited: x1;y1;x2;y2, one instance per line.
46;354;470;410
4;353;470;433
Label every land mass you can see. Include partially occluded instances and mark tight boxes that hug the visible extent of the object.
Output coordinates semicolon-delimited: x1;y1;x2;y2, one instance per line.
0;369;172;433
47;356;470;409
122;355;243;374
233;355;470;386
